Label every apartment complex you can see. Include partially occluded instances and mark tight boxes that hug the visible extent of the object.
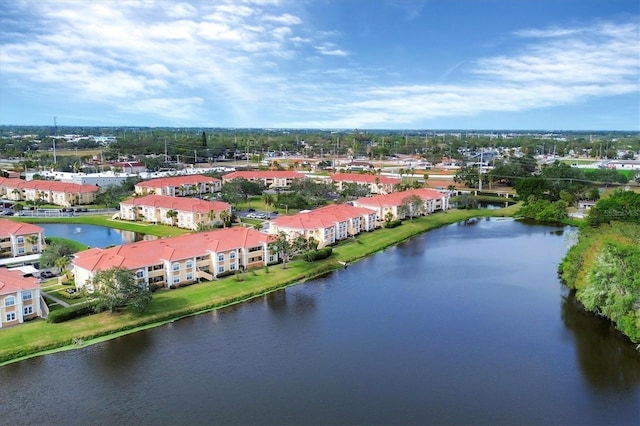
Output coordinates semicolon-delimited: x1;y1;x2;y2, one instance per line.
352;188;450;223
0;219;45;259
119;195;231;230
0;177;99;207
134;174;222;197
267;204;378;248
73;227;276;290
0;268;43;328
331;173;401;195
222;171;305;188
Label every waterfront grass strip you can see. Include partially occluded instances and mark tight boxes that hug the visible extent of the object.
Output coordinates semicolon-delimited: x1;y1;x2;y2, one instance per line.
0;205;519;365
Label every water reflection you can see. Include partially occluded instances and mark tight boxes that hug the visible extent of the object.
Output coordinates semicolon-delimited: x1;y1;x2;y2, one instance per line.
86;332;154;374
265;289;317;316
562;290;640;388
39;223;155;248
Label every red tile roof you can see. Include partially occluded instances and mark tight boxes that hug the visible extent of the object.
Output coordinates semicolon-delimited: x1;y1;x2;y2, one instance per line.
0;268;39;295
74;227;273;272
121;195;230;212
0;219;44;236
270;204;376;230
223;170;305;180
136;174;221;188
331;173;400;185
354;188;446;208
1;179;98;193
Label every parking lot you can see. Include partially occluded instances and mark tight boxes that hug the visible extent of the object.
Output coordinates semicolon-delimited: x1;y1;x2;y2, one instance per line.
237;209;277;220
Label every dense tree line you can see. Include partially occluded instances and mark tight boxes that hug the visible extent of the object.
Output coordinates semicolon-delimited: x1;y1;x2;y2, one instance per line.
559;220;640;343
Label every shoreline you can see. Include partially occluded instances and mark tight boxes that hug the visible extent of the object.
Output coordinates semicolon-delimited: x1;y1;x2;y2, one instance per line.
0;205;520;366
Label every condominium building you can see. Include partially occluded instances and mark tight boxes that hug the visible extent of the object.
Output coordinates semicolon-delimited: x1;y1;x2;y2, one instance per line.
119;195;231;230
0;219;45;259
134;174;222;197
267;203;378;248
73;227;276;290
222;171;305;188
0;268;44;328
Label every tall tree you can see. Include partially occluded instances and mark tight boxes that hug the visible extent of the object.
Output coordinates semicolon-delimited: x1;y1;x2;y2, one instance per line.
400;194;424;221
92;267;152;314
202;131;207;148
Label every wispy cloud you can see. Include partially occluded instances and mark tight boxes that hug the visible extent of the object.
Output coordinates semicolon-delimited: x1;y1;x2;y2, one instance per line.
0;1;638;129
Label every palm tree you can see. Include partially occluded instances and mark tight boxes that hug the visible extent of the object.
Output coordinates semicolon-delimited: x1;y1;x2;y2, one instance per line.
11;188;20;200
132;205;140;221
263;192;274;218
219;210;230;228
166;209;178;226
26;234;40;253
55;256;71;277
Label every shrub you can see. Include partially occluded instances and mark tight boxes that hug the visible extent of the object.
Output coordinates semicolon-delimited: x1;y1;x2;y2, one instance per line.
384;220;402;228
47;301;97;323
304;247;333;262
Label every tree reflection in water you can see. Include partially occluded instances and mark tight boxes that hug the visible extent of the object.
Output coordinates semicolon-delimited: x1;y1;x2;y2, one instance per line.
562;289;640;388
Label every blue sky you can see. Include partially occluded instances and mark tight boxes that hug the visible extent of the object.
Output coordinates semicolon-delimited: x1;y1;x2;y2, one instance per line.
1;0;638;130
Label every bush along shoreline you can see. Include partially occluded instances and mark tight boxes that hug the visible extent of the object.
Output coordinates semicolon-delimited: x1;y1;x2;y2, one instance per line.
0;205;520;366
558;191;640;346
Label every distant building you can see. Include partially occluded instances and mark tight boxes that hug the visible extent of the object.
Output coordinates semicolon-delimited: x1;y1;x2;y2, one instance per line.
119;195;231;230
222;171;305;188
331;173;401;195
134;174;222;197
110;161;146;174
353;188;450;224
267;203;378;248
0;177;98;207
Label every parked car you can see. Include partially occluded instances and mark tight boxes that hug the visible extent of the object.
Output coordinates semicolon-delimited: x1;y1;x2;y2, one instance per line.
40;271;55;279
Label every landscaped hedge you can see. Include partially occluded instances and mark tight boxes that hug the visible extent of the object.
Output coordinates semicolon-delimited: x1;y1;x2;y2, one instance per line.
304;247;333;262
384;220;402;228
47;301;97;323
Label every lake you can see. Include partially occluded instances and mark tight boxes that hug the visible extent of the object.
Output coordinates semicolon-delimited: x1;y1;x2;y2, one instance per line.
1;218;638;425
38;223;154;248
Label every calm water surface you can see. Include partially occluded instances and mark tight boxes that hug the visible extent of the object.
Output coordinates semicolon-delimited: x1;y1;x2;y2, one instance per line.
39;223;153;248
2;218;638;425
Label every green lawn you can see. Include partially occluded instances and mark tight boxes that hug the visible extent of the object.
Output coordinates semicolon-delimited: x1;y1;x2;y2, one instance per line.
0;204;520;365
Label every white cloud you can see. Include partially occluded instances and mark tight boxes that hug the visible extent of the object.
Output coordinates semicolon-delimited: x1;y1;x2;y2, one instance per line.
0;1;637;128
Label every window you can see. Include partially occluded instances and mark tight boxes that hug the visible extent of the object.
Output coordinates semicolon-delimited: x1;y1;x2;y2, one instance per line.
22;291;32;301
32;245;39;253
230;264;236;271
17;236;24;244
136;269;144;279
172;263;179;271
186;273;193;281
218;254;224;261
218;266;224;273
269;255;275;263
186;260;193;269
229;252;235;259
24;306;33;316
173;276;180;284
4;296;15;307
18;248;25;255
5;312;16;322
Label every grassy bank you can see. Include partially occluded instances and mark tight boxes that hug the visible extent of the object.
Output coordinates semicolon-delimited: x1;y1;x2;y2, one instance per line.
11;215;190;238
0;204;519;365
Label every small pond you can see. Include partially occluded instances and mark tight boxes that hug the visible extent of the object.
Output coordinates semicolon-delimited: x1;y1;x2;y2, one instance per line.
38;223;155;248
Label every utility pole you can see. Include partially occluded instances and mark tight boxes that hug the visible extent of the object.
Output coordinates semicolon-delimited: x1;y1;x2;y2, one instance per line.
164;138;168;163
53;117;58;165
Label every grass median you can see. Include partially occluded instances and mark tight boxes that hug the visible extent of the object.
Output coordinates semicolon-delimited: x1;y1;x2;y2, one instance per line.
0;204;519;365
